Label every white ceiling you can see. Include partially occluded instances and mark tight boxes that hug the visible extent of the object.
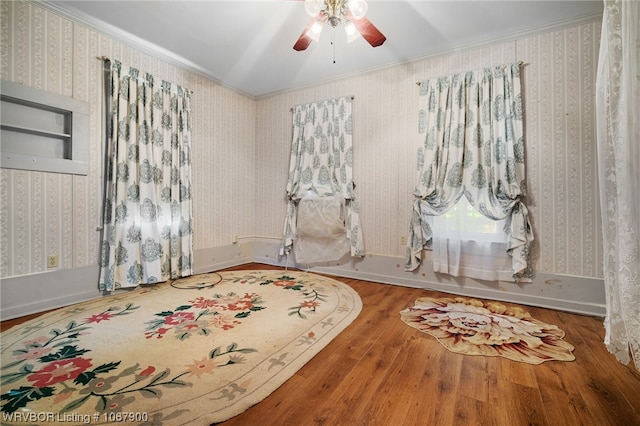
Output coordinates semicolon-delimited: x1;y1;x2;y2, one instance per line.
47;0;603;98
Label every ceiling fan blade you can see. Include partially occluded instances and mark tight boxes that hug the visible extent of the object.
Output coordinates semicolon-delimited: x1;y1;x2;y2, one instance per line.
293;18;317;51
350;16;386;47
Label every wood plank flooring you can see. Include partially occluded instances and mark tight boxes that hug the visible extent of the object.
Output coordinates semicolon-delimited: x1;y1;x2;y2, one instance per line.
2;263;639;425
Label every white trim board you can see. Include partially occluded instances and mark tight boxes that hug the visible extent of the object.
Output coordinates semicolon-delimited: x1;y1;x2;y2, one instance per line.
247;240;606;318
0;244;253;321
1;241;605;321
0;266;103;321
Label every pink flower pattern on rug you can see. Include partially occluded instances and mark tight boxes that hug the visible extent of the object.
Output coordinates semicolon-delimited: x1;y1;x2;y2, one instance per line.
1;303;192;417
400;296;575;364
0;270;362;425
144;292;265;339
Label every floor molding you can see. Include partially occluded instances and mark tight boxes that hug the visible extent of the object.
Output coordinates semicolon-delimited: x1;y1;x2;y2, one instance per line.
1;241;605;321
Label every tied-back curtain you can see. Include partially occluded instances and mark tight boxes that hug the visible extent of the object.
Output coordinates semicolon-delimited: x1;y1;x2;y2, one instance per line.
280;96;364;258
99;60;194;291
406;62;533;282
596;0;639;370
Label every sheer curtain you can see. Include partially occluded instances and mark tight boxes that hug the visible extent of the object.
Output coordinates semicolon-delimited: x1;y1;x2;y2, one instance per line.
596;0;639;370
406;63;533;282
431;197;513;281
99;60;194;291
280;96;364;260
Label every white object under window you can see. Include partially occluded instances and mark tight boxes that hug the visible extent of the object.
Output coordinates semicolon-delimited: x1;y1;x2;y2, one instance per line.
431;197;513;281
293;193;350;265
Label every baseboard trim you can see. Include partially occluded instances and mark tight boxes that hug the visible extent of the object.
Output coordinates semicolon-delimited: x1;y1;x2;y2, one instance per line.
192;243;255;274
0;266;103;321
1;241;606;321
249;240;606;317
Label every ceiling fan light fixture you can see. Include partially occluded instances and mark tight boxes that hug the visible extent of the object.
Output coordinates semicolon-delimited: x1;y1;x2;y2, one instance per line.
304;0;323;18
347;0;368;19
294;0;384;51
344;20;361;43
306;20;324;42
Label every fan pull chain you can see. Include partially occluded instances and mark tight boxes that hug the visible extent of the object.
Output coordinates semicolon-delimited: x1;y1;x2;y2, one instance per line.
332;30;336;64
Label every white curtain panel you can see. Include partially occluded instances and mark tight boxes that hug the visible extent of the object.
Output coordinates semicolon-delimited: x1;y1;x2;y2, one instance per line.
280;96;364;259
99;60;194;291
430;197;514;281
407;63;533;282
596;0;640;370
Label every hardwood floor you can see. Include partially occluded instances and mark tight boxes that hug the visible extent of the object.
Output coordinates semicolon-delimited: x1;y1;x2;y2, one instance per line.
2;263;640;425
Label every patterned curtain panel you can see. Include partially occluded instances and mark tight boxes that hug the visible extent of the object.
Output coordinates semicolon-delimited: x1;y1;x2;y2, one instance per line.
596;0;639;370
406;62;533;282
280;96;364;258
99;60;193;291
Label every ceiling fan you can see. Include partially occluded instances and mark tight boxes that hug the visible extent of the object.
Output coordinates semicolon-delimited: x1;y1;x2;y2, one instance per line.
293;0;386;51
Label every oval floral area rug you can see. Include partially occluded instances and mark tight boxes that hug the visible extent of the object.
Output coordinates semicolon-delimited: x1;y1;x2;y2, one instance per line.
0;270;362;425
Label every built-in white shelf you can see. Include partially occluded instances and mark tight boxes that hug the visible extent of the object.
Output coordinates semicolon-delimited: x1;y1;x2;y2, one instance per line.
1;80;89;175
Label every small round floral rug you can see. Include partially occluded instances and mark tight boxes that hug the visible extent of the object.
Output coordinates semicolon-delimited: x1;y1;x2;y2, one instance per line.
0;270;362;425
400;296;575;364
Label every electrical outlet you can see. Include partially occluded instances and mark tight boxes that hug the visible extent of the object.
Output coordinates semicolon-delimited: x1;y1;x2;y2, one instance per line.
47;255;58;268
400;236;407;245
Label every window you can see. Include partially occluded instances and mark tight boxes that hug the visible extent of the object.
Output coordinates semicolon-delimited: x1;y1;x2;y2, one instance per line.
430;197;512;281
1;80;89;175
434;196;507;242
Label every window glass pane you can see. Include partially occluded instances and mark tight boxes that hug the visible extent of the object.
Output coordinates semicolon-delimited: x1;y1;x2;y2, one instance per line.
432;197;507;243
